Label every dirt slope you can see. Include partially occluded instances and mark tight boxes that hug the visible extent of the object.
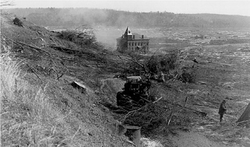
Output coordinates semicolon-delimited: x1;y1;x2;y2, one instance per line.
1;12;250;147
1;13;133;147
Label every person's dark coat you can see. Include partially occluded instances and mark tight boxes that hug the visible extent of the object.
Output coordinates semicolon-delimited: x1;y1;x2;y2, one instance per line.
218;100;227;122
218;101;227;115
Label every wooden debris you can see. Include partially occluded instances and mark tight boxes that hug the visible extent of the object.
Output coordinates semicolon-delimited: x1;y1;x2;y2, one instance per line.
70;81;87;94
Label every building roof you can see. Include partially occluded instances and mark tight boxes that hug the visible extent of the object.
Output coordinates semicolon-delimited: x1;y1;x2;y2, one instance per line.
117;27;149;40
131;33;149;39
124;27;133;35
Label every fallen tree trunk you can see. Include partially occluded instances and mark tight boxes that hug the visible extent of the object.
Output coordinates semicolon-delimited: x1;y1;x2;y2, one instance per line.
165;99;207;117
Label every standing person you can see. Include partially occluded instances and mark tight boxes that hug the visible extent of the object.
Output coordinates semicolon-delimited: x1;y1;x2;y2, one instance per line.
218;100;227;122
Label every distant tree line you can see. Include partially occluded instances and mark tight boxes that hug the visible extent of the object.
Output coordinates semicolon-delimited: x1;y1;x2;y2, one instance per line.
5;8;250;28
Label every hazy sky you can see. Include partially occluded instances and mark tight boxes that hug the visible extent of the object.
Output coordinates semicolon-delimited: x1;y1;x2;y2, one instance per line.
7;0;250;16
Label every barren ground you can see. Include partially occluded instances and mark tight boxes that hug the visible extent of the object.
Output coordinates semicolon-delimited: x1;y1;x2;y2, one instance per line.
1;13;250;147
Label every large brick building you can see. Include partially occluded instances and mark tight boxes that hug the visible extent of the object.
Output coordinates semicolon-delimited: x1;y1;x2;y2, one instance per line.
117;27;149;54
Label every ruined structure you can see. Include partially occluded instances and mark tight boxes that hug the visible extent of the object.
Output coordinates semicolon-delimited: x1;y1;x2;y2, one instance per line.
117;27;149;54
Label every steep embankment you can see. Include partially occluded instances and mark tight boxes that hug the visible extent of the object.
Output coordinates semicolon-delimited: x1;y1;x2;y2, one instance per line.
0;14;133;147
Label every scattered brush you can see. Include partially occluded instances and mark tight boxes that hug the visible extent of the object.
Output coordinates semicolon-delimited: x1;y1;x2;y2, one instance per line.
57;29;97;47
122;103;167;135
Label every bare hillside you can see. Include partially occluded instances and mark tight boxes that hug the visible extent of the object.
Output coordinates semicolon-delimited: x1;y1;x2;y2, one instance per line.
1;13;250;147
0;13;134;147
